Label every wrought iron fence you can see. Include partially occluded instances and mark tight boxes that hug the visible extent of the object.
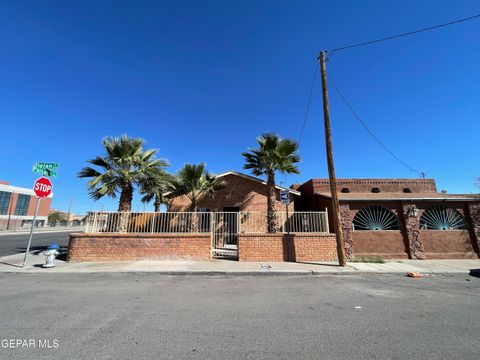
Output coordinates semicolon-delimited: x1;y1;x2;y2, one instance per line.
84;210;329;234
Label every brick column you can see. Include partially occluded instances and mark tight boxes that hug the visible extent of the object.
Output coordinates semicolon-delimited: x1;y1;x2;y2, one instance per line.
402;204;426;260
467;203;480;256
340;204;353;260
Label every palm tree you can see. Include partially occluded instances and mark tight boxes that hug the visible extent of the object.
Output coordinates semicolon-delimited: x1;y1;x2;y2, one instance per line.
139;167;174;212
168;163;224;211
79;135;167;212
242;133;300;232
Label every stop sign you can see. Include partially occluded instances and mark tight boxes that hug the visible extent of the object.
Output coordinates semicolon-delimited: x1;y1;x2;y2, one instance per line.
33;177;53;198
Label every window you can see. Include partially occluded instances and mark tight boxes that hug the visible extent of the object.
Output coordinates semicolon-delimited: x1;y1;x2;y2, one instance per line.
0;191;12;215
371;187;381;193
403;188;412;193
341;188;350;193
14;194;31;216
420;205;467;230
353;205;399;230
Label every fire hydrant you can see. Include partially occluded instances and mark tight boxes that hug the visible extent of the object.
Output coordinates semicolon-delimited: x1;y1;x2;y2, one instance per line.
43;243;60;268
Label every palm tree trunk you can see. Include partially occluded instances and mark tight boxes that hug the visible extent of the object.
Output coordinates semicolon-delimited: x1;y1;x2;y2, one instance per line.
118;183;133;232
267;172;277;233
118;183;133;212
154;195;161;212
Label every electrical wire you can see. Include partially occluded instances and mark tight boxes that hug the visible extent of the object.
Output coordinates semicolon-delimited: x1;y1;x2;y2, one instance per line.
329;13;480;54
328;74;424;177
280;64;318;186
297;65;318;145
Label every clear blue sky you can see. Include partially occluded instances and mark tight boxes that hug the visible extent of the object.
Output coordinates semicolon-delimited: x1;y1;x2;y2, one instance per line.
1;0;479;214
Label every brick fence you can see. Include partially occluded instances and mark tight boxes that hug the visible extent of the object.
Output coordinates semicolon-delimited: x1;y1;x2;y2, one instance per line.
67;233;211;262
238;234;337;262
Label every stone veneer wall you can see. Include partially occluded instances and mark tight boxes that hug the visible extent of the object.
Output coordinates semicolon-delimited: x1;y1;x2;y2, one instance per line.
67;233;211;262
467;203;480;255
339;204;353;259
401;204;426;259
238;234;337;262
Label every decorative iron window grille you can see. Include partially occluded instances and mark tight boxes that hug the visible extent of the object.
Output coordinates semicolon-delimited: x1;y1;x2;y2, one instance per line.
419;205;467;230
353;205;399;231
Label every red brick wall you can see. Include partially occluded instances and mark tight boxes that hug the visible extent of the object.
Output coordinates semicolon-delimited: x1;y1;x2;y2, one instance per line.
170;174;294;212
67;233;211;262
310;178;437;193
238;233;337;262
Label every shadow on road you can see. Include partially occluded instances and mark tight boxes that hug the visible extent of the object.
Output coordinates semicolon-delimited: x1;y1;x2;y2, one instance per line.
469;269;480;278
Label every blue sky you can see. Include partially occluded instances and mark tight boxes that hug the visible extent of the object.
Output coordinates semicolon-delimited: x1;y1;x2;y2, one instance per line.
1;0;479;214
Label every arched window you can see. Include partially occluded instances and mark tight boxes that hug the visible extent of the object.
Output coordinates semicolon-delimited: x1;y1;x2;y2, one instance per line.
419;205;467;230
403;188;412;193
353;205;399;230
341;188;350;193
371;187;381;193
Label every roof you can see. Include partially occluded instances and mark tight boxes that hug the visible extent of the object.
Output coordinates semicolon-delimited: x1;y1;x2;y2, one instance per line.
315;192;479;202
163;171;301;197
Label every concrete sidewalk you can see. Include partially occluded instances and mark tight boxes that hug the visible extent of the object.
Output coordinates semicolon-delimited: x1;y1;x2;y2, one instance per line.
0;251;478;275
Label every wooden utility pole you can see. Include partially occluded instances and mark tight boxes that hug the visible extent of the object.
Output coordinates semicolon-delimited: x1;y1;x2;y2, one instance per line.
319;50;347;267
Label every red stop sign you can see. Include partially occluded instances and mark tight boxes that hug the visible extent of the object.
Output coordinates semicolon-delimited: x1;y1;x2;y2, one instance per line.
33;177;53;198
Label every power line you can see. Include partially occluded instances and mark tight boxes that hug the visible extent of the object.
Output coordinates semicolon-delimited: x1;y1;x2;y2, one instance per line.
297;65;318;145
280;64;318;186
330;13;480;54
328;75;424;177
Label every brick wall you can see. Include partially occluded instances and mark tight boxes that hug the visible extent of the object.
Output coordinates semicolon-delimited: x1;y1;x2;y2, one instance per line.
309;178;437;193
170;174;294;212
238;233;337;262
67;233;211;262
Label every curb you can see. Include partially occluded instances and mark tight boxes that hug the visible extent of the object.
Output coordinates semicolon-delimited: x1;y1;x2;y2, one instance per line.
0;269;472;276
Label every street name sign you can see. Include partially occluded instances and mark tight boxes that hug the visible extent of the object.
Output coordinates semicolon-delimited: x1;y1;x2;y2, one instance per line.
280;190;290;205
33;177;53;198
34;162;59;170
32;162;59;178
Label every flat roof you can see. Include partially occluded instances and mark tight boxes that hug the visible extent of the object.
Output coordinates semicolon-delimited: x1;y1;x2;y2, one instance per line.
315;192;479;202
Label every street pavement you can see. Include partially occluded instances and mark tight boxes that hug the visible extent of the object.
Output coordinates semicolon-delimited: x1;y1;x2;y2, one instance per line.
0;273;479;360
0;231;71;257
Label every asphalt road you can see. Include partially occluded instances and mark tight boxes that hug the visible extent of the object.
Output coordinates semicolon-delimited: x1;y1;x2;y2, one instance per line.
0;232;71;257
0;273;479;360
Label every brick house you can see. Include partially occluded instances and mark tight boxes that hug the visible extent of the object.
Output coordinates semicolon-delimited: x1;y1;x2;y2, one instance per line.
294;178;480;259
167;171;299;213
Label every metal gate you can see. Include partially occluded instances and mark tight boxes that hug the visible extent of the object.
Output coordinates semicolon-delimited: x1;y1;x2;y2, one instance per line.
211;212;239;258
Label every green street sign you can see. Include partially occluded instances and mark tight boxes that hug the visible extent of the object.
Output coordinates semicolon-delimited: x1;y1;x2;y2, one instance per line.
33;162;59;170
33;167;57;178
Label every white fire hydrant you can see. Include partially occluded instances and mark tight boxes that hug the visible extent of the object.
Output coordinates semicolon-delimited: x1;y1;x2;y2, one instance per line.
43;243;60;268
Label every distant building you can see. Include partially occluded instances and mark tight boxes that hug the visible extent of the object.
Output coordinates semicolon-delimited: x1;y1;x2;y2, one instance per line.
0;180;52;230
49;208;86;226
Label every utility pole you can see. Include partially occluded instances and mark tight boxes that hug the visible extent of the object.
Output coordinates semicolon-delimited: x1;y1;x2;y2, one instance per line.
67;198;72;226
319;50;347;267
